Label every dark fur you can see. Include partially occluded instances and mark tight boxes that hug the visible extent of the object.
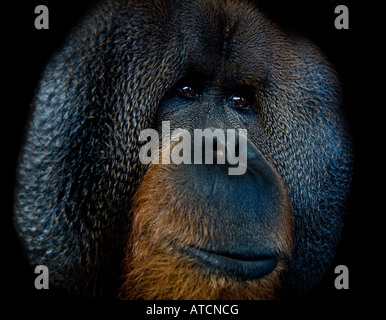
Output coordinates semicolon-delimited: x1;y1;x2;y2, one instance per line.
14;0;352;298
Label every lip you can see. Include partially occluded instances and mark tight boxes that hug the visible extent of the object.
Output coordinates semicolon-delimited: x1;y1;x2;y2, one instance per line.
182;246;278;280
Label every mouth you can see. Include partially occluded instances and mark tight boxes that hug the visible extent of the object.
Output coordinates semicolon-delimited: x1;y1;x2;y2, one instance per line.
182;246;278;281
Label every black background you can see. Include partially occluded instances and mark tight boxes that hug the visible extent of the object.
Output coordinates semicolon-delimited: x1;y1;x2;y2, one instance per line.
3;0;381;316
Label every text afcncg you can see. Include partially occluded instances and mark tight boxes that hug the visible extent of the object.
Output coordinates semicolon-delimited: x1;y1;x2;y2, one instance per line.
139;121;248;175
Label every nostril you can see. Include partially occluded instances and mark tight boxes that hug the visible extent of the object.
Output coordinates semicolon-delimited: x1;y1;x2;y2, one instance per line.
212;136;219;153
212;134;227;164
199;130;227;164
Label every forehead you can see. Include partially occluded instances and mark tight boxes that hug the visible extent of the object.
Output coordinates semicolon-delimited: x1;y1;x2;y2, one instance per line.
172;0;280;83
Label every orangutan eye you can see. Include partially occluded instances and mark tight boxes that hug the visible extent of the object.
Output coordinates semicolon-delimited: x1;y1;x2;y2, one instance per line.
229;95;248;109
177;85;198;98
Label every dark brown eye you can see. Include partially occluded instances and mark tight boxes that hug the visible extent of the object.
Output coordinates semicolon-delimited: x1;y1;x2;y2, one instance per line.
229;95;248;108
177;85;197;98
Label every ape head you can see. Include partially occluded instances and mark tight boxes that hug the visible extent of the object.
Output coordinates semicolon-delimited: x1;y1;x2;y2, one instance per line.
14;0;352;299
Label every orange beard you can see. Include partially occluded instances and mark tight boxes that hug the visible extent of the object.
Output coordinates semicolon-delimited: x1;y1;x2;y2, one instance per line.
119;162;293;300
